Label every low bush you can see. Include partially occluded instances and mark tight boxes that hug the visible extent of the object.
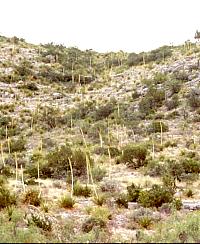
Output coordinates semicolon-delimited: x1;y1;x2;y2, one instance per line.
145;160;164;177
118;143;147;169
82;216;107;233
45;145;92;178
91;166;107;182
128;207;161;230
127;183;142;202
0;185;17;209
73;182;92;197
92;193;107;206
4;137;26;153
147;121;169;134
59;194;75;209
115;193;129;208
100;180;119;193
22;188;42;206
138;184;174;208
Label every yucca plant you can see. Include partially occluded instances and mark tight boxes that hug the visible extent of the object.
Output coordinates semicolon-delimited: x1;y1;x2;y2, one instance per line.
58;194;75;209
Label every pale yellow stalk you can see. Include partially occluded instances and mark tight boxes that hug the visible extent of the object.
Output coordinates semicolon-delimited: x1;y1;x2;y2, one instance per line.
68;157;74;197
21;164;25;193
14;152;18;190
1;142;5;167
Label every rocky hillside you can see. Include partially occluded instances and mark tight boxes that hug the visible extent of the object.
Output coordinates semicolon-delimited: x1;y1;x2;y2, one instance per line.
1;35;200;242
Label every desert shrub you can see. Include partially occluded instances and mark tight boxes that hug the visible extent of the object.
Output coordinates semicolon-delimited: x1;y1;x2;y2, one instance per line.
0;165;13;177
147;121;169;134
93;103;115;121
128;207;161;230
138;211;200;243
25;82;39;91
118;143;147;168
166;159;184;181
115;193;129;208
147;45;172;63
91;206;112;221
4;137;26;153
100;180;119;193
185;189;194;198
91;166;107;182
165;94;179;110
153;72;168;84
164;140;177;148
162;173;177;193
45;145;92;178
181;158;200;174
22;188;42;206
58;194;75;209
139;86;165;115
138;184;174;208
145;160;164;177
73;182;92;197
82;217;107;233
93;146;120;158
92;193;107;206
127;183;142;202
132;89;140;99
127;52;143;66
172;70;189;82
172;198;182;210
14;60;33;79
30;212;52;231
0;185;17;209
0;115;12;126
187;89;200;108
36;106;61;129
168;79;182;95
0;175;7;186
24;178;38;186
0;127;19;139
138;215;152;229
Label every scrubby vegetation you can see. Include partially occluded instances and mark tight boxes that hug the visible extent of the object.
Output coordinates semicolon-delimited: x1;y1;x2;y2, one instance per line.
0;34;200;242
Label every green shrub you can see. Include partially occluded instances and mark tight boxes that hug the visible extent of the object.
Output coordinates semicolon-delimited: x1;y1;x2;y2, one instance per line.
0;165;13;177
100;180;119;193
118;144;147;168
139;86;165;115
92;193;107;206
46;145;92;178
138;184;174;208
59;194;75;209
187;89;200;108
23;188;42;206
181;158;200;174
153;72;167;84
93;103;115;121
172;70;188;82
172;198;183;210
115;193;129;208
165;94;179;110
138;216;152;229
145;160;164;177
0;185;17;209
91;166;107;182
147;121;169;134
128;207;160;230
30;212;52;231
82;217;107;233
73;182;92;197
94;146;120;158
127;183;142;202
185;189;194;198
5;137;26;153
